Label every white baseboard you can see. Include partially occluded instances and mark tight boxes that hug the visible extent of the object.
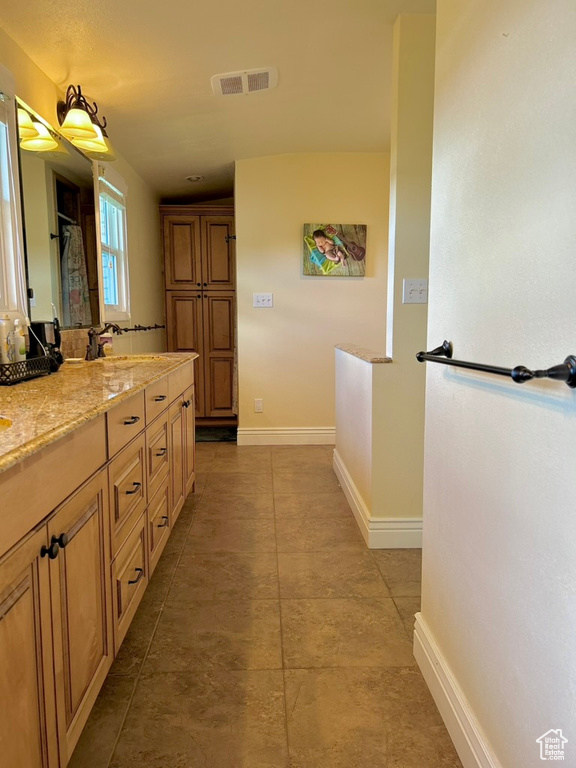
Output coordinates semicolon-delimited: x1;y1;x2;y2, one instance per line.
333;449;422;549
236;427;335;446
413;613;501;768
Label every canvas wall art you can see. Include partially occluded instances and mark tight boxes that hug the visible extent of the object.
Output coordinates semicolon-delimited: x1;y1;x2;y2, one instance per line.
303;223;367;277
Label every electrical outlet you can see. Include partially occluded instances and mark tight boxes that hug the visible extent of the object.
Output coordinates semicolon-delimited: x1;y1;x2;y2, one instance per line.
253;293;273;308
254;398;263;412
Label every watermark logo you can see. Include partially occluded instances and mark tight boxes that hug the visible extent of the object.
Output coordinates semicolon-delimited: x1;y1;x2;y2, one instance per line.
536;729;568;761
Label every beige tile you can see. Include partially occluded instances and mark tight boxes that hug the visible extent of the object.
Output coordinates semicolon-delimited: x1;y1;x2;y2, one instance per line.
167;552;279;601
204;471;273;494
183;517;276;553
68;676;136;768
143;600;282;673
273;468;341;494
193;471;209;493
394;596;421;639
274;492;352;519
195;492;274;519
109;600;163;678
372;549;423;596
285;667;444;768
271;445;333;471
143;552;180;604
281;598;416;668
217;444;271;458
387;724;463;767
109;670;288;768
194;443;219;458
276;517;364;552
278;551;390;599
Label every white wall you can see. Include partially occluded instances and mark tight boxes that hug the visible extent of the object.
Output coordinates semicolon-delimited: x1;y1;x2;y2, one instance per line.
419;1;576;766
235;153;389;441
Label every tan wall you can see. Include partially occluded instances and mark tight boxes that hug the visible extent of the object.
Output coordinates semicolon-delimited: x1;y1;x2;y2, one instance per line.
235;152;390;436
421;1;576;765
0;27;165;353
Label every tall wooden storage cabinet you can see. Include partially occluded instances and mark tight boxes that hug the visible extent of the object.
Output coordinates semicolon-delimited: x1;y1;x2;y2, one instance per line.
161;206;236;423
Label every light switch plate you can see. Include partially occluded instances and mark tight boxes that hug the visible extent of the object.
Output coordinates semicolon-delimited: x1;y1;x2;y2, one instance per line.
402;279;428;304
253;293;273;308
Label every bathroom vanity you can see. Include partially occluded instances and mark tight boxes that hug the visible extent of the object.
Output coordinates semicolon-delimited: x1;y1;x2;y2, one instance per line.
0;353;197;768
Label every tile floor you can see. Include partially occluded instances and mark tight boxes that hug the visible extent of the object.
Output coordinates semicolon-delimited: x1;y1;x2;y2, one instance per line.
69;443;462;768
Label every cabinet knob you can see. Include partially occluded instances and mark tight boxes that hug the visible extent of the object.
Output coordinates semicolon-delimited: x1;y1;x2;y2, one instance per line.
40;541;59;559
154;395;167;402
125;481;142;495
197;294;201;298
155;447;167;457
52;533;69;549
157;515;169;529
182;399;192;409
203;282;207;287
123;416;140;426
128;567;144;585
197;283;201;287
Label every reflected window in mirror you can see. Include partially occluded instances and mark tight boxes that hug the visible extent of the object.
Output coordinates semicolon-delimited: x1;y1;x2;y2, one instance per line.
0;82;27;315
97;165;130;321
17;99;100;328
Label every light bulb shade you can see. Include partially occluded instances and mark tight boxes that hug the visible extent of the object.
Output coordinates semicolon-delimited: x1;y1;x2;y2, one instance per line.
85;135;117;162
17;109;40;138
20;122;59;151
59;106;99;139
71;122;109;154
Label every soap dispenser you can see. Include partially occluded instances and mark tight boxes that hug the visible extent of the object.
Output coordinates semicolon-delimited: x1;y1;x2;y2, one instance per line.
0;313;12;364
12;318;26;362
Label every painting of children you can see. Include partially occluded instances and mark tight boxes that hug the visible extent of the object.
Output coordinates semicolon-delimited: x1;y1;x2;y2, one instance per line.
303;223;367;276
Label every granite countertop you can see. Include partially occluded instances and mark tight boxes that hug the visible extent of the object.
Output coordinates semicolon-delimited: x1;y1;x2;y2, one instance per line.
0;353;198;473
335;344;392;364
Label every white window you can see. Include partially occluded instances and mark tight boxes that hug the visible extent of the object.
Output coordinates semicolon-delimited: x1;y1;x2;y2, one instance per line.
0;66;27;315
97;165;130;321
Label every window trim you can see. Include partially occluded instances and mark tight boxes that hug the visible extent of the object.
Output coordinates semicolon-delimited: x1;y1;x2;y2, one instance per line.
95;163;130;322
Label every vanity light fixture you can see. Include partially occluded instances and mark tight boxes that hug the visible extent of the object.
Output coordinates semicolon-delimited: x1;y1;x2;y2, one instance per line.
20;121;59;152
57;84;116;161
17;108;40;138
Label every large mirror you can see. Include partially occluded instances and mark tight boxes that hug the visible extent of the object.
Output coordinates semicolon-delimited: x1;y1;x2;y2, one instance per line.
17;102;100;328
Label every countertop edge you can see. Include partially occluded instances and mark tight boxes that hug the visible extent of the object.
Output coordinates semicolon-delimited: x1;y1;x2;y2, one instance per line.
335;344;392;364
0;353;198;474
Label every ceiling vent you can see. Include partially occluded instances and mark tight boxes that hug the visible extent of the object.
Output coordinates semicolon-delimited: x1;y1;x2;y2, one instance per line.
211;67;278;96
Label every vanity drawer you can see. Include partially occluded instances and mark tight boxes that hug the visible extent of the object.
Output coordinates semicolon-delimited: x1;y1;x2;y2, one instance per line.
168;360;194;403
146;411;170;502
147;475;171;576
108;433;147;557
145;376;170;424
112;513;148;653
107;391;145;457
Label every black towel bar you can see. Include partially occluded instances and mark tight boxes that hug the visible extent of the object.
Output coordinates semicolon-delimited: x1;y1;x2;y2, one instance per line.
416;341;576;389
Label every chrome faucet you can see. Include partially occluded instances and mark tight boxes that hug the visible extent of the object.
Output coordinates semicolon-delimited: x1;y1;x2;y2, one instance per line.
85;324;125;360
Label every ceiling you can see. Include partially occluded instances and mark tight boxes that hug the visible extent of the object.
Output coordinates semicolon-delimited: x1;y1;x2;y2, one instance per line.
1;0;435;202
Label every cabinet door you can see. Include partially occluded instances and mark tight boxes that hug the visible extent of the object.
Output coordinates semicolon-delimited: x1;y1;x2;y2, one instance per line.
48;470;113;764
163;215;202;289
182;384;196;497
166;291;205;418
112;513;148;653
201;216;235;289
147;476;171;576
0;529;58;768
169;398;185;522
202;291;236;417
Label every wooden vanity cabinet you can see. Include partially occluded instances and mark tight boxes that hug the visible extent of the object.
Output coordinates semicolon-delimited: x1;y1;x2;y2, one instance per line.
0;528;58;768
48;470;113;765
0;356;196;768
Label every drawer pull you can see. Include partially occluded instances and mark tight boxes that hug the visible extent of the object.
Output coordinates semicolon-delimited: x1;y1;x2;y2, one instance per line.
51;533;69;549
157;515;169;528
155;447;167;457
123;416;140;426
154;395;167;402
125;482;142;495
40;541;59;560
128;567;144;585
183;399;192;409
